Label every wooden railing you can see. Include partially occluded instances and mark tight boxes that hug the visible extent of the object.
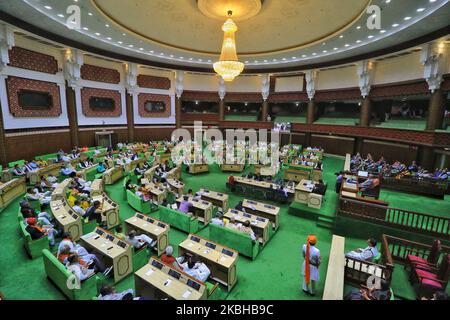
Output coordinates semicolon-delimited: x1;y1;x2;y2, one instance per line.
382;176;448;198
338;197;450;240
344;256;394;286
382;234;450;266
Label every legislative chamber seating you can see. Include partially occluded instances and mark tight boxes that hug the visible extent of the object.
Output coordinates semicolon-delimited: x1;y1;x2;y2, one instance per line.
42;249;100;300
19;220;49;259
158;205;199;234
208;223;260;260
410;254;450;297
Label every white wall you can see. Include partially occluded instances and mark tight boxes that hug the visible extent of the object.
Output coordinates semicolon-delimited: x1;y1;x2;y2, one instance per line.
275;75;304;92
184;73;220;91
0;66;69;129
373;51;424;85
225;75;261;92
316;65;359;90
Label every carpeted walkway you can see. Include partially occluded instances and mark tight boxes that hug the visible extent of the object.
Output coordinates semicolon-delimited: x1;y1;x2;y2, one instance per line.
1;156;449;300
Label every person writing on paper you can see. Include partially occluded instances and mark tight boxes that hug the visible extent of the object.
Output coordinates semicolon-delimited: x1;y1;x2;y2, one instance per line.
211;212;225;226
345;238;379;262
302;234;321;296
179;257;211;283
126;230;157;249
66;254;96;281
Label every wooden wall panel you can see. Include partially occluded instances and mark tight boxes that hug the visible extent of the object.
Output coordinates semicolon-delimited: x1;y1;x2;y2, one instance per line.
78;128;128;147
5;131;71;162
361;139;418;164
134;127;174;142
310;134;355;156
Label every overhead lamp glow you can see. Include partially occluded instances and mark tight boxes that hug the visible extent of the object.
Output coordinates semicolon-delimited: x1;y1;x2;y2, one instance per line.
213;11;244;82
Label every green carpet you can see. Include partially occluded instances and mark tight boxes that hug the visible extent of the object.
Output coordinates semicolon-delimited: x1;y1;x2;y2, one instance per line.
1;155;449;300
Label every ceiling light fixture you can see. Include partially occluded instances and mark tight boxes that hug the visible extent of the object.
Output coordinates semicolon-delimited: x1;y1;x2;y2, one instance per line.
213;11;244;82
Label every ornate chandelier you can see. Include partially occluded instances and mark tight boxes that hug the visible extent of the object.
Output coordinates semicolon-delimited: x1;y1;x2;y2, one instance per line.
213;11;245;82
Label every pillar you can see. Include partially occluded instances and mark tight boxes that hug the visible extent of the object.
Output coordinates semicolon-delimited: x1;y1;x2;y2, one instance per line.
175;97;182;129
426;89;445;130
219;99;225;121
417;146;436;171
0;98;7;167
126;92;135;142
262;100;269;121
359;97;372;127
65;83;79;148
307;99;316;124
354;137;364;155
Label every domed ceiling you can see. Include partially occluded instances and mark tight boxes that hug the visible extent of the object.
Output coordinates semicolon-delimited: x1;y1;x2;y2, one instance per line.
0;0;449;72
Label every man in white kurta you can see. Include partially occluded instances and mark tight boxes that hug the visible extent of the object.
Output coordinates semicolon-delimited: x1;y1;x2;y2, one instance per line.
302;235;321;296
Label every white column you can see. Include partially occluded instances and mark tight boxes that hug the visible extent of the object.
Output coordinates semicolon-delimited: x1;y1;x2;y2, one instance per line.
304;70;317;100
0;24;14;72
357;60;375;98
420;42;448;92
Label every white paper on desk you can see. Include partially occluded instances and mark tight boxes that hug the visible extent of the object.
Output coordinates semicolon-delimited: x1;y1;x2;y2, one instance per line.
251;220;258;225
164;279;172;286
154;228;160;232
145;269;154;276
143;223;148;227
188;243;193;247
182;290;192;299
132;218;138;222
100;243;106;247
203;250;209;254
219;256;226;262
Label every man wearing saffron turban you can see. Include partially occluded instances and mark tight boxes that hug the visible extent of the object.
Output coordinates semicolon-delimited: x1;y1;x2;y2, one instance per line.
302;234;321;296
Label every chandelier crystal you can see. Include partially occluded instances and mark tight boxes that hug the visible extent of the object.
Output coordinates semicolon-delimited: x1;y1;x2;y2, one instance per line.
213;12;245;82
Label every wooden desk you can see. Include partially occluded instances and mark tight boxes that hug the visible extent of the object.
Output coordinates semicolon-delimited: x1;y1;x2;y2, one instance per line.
199;189;229;212
342;176;359;193
323;235;345;300
167;178;184;196
167;166;181;180
125;158;146;174
179;234;238;291
0;177;26;209
220;164;244;172
159;153;172;165
284;165;312;182
27;163;62;185
141;179;167;204
176;196;213;225
92;193;120;229
295;180;323;209
50;199;83;241
242;199;280;230
189;164;209;174
1;169;12;182
103;166;124;185
124;213;170;256
90;179;103;197
51;178;72;201
135;257;207;300
144;165;159;180
224;209;270;245
80;228;133;283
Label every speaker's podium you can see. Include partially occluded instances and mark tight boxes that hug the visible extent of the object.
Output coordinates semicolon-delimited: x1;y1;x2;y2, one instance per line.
95;131;116;148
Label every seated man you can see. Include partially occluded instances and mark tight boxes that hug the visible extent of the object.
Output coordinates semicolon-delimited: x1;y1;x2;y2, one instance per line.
211;212;225;226
125;230;157;249
98;285;137;300
97;162;107;174
20;201;53;226
358;175;380;192
57;232;106;272
26;187;51;206
60;165;76;177
12;164;26;176
161;246;182;269
66;254;96;281
179;257;211;283
345;238;379;261
345;279;391;300
24;160;40;172
25;217;57;246
83;201;103;225
178;196;193;215
72;200;86;216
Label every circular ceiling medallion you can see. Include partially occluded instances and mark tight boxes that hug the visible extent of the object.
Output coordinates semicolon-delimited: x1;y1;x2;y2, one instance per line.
197;0;262;22
92;0;371;55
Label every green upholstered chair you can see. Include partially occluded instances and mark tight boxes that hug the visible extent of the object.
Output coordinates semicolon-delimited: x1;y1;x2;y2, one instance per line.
35;153;58;163
208;223;260;260
126;190;152;214
158;206;199;234
8;160;25;168
42;249;100;300
19;220;49;259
